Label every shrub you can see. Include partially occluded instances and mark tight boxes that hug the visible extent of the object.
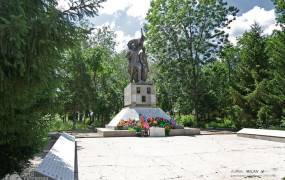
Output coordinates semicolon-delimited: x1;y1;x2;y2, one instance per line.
49;115;89;132
0;114;50;178
280;116;285;128
176;115;197;127
205;117;236;129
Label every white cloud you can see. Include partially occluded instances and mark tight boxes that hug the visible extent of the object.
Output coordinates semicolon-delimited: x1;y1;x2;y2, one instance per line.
59;2;280;52
115;30;140;52
96;21;116;29
57;0;69;11
57;0;147;52
100;0;151;19
100;0;130;15
98;0;150;52
102;4;280;51
126;0;151;18
226;6;280;44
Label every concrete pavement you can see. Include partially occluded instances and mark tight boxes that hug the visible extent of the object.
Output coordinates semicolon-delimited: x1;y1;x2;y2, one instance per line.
77;135;285;180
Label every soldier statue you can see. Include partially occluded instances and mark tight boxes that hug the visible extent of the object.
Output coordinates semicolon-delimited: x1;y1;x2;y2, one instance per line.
126;29;149;83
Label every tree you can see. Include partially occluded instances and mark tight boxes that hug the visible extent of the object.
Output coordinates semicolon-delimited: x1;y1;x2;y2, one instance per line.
88;26;117;52
200;61;231;120
272;0;285;26
57;26;128;127
0;0;104;177
145;0;238;121
230;23;270;128
220;44;240;82
260;0;285;128
265;31;285;128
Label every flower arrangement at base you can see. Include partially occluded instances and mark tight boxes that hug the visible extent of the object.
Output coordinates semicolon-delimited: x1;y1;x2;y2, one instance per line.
116;116;177;136
117;119;135;130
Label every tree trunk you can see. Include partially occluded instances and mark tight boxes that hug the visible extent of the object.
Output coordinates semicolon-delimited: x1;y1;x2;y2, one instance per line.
72;112;77;130
79;112;84;122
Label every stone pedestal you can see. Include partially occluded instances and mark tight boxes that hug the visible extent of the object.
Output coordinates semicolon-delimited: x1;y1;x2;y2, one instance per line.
107;82;171;128
124;83;156;107
149;127;165;137
106;107;171;128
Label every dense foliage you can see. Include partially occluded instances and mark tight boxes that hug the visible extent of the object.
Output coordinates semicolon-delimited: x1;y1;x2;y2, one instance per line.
57;28;128;127
146;0;238;124
146;0;285;129
230;23;270;128
0;0;106;177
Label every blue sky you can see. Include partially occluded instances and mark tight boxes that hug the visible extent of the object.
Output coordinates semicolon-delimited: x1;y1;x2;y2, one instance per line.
58;0;279;51
226;0;274;14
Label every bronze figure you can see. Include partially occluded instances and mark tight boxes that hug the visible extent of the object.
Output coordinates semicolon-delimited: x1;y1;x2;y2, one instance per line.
126;29;149;83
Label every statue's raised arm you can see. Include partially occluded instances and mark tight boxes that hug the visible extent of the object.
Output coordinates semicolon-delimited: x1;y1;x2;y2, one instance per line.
139;28;145;47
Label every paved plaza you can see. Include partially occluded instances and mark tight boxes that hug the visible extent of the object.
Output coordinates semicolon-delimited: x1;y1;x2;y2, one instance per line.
77;135;285;180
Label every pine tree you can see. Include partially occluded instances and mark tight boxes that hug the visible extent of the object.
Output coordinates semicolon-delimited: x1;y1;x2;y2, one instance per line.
230;23;270;128
261;0;285;128
0;0;105;177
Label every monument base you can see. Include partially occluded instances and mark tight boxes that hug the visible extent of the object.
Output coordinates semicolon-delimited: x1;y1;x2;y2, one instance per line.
97;127;200;137
124;83;156;107
149;127;165;137
106;107;171;128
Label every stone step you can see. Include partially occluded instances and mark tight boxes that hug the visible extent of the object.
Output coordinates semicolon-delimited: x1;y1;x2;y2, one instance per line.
237;128;285;143
170;128;200;136
97;128;136;137
97;127;200;137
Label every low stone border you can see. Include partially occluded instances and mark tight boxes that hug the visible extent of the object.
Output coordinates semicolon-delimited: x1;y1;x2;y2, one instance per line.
97;128;136;137
169;128;200;136
237;133;285;143
97;128;200;137
237;128;285;143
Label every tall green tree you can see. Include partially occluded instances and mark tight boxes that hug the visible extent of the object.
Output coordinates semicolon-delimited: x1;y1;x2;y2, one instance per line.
220;44;240;82
272;0;285;26
88;26;117;52
230;23;270;128
262;31;285;128
58;26;128;127
146;0;238;121
260;0;285;128
200;61;231;120
0;0;104;177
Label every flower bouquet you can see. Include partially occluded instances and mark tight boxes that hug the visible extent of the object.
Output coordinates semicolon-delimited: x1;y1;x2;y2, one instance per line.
116;116;177;136
117;119;135;130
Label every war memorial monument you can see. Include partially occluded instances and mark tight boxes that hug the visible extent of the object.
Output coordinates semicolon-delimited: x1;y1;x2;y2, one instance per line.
106;29;172;129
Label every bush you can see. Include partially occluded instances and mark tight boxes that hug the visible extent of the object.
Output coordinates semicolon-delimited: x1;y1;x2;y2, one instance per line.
176;115;197;127
0;114;50;178
49;115;89;132
50;118;73;132
280;116;285;128
205;117;236;129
